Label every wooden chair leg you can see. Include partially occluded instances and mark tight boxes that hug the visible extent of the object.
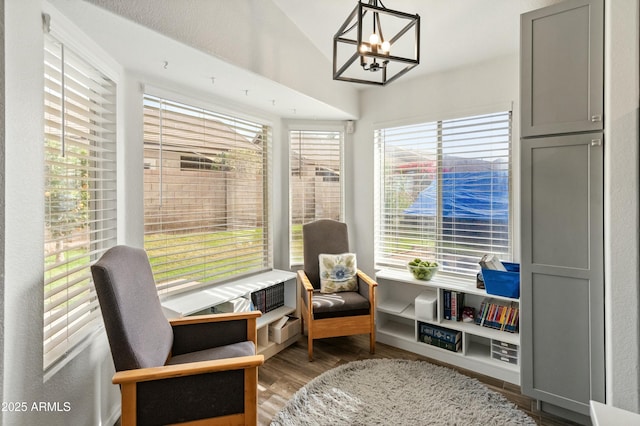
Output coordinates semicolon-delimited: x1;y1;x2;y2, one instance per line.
307;328;314;361
245;367;258;425
120;383;137;426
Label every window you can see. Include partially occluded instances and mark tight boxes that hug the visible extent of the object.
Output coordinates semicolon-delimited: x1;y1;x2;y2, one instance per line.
143;95;271;293
180;155;214;171
43;35;117;368
289;129;343;265
375;111;512;276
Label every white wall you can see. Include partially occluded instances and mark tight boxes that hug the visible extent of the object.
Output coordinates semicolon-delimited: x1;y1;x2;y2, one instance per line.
0;0;5;411
3;1;122;424
2;1;639;425
84;0;359;120
604;0;640;413
351;54;520;277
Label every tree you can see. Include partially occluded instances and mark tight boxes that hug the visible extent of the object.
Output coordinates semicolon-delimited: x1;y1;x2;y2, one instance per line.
44;139;89;262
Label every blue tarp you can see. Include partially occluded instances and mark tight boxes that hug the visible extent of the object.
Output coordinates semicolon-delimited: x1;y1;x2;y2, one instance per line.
404;171;509;220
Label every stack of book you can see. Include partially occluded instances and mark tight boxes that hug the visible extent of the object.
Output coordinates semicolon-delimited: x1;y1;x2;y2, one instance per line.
443;289;465;321
250;282;285;313
475;298;519;333
479;253;507;271
418;322;462;352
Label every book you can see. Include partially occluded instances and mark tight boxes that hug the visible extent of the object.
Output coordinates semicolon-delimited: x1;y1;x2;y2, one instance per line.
479;253;507;271
475;300;486;325
506;306;520;333
420;334;462;352
250;289;265;313
474;298;519;333
452;292;464;322
251;282;285;314
444;290;451;320
451;291;457;321
419;322;461;343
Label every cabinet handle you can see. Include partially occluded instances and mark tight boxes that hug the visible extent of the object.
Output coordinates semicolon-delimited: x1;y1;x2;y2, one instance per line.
591;139;602;147
591;114;602;122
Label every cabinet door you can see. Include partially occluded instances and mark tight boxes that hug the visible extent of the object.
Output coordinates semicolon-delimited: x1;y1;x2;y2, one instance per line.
521;0;603;137
520;133;604;415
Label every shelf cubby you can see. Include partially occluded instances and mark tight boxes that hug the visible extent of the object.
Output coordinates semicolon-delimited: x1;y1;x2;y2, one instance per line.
161;269;299;360
376;268;520;385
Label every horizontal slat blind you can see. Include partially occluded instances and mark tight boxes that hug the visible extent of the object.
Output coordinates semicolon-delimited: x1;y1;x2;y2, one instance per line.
289;130;343;265
143;95;271;294
44;35;117;368
375;111;512;276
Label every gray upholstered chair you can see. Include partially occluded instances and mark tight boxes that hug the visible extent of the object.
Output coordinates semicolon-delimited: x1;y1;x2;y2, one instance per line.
298;219;377;361
91;245;264;426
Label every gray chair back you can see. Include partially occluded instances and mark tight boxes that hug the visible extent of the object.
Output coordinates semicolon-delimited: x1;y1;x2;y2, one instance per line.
91;245;173;371
302;219;350;289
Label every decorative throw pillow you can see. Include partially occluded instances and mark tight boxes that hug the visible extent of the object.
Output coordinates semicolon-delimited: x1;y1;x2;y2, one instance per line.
319;253;358;293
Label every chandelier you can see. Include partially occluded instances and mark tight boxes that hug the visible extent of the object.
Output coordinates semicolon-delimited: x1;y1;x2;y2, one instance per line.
333;0;420;86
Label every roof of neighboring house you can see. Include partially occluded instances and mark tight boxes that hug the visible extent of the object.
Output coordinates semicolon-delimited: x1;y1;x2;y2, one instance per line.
142;101;263;156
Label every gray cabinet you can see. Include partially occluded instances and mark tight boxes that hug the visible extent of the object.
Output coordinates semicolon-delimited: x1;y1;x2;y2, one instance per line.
520;0;603;137
520;0;605;419
520;134;604;416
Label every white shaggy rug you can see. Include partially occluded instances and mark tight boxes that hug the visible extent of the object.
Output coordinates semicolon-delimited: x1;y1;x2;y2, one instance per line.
271;359;536;426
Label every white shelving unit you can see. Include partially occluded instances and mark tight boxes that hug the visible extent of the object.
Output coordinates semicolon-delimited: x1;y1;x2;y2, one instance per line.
160;269;299;360
376;268;520;385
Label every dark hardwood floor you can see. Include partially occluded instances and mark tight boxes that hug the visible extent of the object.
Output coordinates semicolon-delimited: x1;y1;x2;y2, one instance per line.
258;335;580;426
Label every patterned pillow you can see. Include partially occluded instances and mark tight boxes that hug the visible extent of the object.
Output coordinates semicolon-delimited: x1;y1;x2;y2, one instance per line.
319;253;358;293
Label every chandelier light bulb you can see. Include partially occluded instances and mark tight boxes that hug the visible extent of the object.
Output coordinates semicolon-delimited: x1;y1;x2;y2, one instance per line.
332;0;420;85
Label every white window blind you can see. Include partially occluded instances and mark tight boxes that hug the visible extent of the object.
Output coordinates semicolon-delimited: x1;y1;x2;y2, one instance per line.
375;111;512;276
143;95;271;294
289;130;343;265
44;35;117;368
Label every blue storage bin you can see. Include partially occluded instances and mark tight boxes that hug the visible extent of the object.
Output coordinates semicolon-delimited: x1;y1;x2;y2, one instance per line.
481;262;520;299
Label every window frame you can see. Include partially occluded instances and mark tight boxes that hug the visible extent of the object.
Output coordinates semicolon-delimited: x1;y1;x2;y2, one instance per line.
142;93;273;296
287;124;346;267
43;32;118;370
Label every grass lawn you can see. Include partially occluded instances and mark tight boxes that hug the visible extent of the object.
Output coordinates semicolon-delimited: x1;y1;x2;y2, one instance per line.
145;227;266;285
45;227;267;302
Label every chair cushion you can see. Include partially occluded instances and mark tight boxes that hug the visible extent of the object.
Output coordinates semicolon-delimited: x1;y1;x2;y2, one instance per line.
319;253;358;293
166;341;256;366
312;290;370;319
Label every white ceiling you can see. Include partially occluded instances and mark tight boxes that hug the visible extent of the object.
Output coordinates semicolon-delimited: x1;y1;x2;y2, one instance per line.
272;0;563;76
53;0;356;119
56;1;563;120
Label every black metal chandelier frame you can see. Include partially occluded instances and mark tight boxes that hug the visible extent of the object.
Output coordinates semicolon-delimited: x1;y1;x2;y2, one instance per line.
333;0;420;86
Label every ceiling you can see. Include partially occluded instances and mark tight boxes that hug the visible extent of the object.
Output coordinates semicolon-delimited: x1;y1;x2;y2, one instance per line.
57;0;563;120
272;0;562;77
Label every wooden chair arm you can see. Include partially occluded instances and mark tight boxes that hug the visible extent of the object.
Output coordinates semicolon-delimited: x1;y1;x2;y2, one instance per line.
357;270;377;309
357;269;378;289
297;270;315;293
113;355;264;385
169;310;261;327
297;270;315;309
